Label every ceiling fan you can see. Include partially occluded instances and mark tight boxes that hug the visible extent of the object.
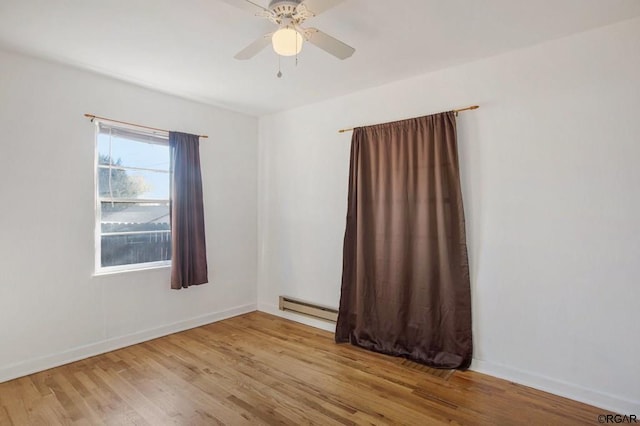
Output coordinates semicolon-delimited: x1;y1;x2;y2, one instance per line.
221;0;355;61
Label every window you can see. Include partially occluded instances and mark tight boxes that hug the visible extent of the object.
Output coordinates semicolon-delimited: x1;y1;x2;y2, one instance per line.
95;122;171;274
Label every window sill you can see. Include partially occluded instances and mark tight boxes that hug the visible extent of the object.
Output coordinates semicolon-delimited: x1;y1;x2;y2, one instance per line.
93;262;171;277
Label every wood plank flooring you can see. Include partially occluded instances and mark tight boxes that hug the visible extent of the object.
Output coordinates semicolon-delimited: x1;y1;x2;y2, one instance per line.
0;312;611;425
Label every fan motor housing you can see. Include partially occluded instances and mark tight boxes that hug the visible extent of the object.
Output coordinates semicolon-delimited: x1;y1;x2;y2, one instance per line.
268;0;302;16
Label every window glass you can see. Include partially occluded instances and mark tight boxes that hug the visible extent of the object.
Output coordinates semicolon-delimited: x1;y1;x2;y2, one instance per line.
95;123;171;272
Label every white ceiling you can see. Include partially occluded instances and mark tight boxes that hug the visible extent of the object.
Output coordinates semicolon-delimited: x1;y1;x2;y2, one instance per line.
1;0;640;116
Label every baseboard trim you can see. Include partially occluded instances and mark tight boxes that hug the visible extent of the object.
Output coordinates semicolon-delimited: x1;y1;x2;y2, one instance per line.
258;302;638;415
0;303;257;384
470;359;639;415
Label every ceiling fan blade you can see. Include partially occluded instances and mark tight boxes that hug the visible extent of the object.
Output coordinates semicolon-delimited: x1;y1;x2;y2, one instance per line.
234;34;273;60
305;28;355;60
219;0;268;14
301;0;346;16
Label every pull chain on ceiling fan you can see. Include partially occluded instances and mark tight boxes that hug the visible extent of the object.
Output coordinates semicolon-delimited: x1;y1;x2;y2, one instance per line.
220;0;356;61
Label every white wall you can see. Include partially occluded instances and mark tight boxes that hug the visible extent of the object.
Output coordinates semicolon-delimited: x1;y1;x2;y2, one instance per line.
257;17;640;413
0;49;258;381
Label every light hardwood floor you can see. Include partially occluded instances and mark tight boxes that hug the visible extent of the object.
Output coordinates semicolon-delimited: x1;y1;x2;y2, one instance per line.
0;312;610;425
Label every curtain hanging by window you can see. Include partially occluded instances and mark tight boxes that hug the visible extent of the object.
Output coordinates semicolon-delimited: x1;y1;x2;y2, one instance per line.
169;132;208;289
335;112;473;369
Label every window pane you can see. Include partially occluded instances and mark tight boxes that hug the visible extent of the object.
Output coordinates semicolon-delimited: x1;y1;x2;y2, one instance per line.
98;167;170;200
97;133;170;170
100;202;171;268
101;202;170;233
101;232;171;268
96;123;172;272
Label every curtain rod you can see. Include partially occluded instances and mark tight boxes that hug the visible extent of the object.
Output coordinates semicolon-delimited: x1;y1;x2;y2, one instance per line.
83;114;209;139
338;105;479;134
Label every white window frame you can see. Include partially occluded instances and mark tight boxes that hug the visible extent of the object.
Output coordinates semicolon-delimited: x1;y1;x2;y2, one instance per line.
93;121;172;275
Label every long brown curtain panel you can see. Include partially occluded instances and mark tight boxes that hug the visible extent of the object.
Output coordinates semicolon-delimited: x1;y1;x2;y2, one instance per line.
335;112;473;369
169;132;208;289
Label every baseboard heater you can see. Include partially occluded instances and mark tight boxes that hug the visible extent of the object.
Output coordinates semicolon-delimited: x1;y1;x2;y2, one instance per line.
279;296;338;323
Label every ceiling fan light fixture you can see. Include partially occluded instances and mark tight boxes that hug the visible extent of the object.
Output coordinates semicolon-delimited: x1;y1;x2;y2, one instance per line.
272;27;303;56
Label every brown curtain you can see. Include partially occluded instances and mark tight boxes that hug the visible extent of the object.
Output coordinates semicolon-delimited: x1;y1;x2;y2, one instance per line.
335;112;472;369
169;132;208;289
